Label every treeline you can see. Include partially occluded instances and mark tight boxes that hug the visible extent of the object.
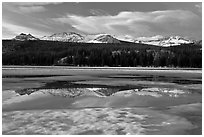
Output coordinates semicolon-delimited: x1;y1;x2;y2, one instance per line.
2;40;202;68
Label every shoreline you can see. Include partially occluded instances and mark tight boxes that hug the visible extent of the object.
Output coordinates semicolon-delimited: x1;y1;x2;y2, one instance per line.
2;65;202;70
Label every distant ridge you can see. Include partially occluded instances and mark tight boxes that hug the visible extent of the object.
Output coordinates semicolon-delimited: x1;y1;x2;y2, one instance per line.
12;32;198;47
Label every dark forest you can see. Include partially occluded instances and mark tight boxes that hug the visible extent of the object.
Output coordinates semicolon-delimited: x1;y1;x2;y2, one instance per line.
2;40;202;68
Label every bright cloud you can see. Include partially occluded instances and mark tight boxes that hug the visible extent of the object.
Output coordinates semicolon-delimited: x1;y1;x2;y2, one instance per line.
3;2;63;14
53;10;201;38
9;2;63;6
89;9;110;16
19;6;47;13
2;2;202;40
2;21;50;39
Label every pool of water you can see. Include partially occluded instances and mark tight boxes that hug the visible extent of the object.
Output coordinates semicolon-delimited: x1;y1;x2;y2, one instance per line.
2;68;202;135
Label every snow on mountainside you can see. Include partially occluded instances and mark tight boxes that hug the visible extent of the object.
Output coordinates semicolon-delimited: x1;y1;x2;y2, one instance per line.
135;35;193;47
13;33;39;41
40;32;84;42
41;32;121;43
116;35;135;43
88;34;121;43
159;36;193;47
136;35;165;42
12;32;196;46
117;35;194;46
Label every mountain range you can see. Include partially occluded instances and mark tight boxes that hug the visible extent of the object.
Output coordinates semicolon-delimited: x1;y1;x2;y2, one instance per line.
12;32;199;47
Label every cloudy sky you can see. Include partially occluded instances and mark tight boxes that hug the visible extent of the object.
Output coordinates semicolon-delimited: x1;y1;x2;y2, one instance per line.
2;2;202;40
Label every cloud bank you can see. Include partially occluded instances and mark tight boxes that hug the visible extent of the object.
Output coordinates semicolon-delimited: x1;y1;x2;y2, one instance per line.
53;10;201;39
19;6;47;13
3;2;63;14
2;21;50;39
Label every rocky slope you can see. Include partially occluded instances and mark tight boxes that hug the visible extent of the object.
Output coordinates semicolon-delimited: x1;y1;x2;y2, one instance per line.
13;33;39;41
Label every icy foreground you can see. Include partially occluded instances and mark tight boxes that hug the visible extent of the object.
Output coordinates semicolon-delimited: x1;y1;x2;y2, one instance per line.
3;106;199;135
2;67;202;135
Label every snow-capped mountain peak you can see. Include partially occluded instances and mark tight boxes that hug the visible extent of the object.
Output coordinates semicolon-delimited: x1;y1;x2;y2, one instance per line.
41;32;84;42
136;35;165;42
13;33;39;41
159;36;193;47
135;35;193;47
88;34;121;43
116;35;135;42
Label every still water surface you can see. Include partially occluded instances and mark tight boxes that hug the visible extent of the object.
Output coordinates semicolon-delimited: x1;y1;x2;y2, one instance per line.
2;68;202;135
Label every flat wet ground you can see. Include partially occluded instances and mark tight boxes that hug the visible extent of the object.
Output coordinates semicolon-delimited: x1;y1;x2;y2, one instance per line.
2;67;202;135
